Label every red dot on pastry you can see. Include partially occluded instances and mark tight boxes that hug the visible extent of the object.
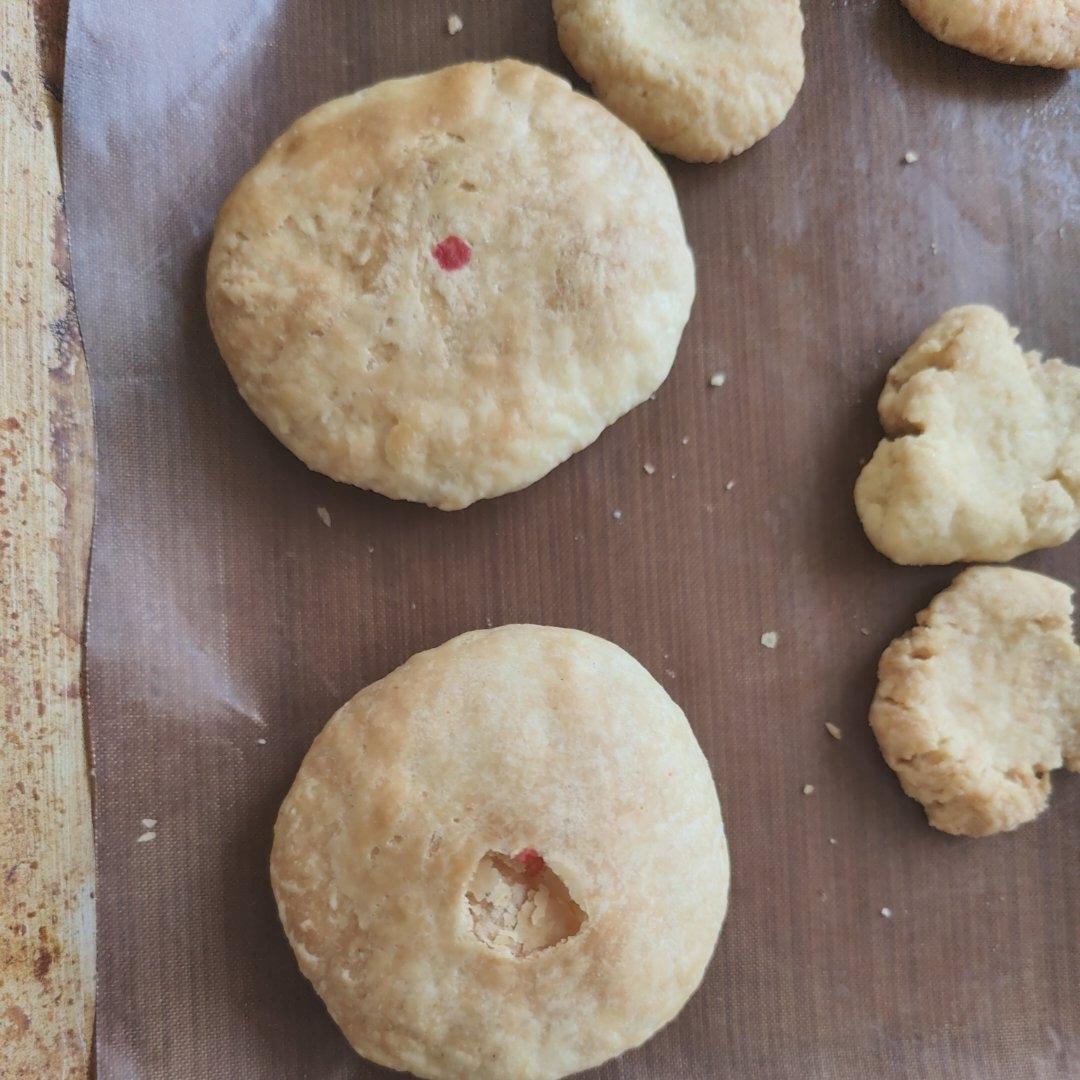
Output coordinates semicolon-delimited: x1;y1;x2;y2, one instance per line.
513;848;545;874
432;235;471;271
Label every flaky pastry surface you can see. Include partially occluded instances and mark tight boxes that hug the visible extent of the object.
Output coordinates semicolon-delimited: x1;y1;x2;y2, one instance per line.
272;625;729;1079
553;0;804;162
872;567;1080;836
902;0;1080;68
856;305;1080;565
208;61;694;509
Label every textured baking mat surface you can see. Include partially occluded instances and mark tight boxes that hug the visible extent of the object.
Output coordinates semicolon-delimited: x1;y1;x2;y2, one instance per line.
64;0;1078;1076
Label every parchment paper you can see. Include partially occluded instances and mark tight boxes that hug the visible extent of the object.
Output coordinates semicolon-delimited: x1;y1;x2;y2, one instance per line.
63;1;1079;1077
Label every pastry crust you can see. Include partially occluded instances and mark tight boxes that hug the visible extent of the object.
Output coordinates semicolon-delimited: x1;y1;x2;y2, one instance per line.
871;567;1080;837
207;60;695;510
855;305;1080;565
902;0;1080;68
552;0;805;162
271;626;729;1079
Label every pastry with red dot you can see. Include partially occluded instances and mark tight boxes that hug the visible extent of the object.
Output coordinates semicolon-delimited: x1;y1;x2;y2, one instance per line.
207;60;695;509
271;625;729;1079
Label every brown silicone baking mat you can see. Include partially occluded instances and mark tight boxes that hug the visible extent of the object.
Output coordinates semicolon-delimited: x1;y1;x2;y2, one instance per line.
63;1;1079;1077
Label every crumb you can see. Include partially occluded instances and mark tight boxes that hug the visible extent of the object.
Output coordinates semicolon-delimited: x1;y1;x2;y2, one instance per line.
802;783;815;795
316;506;331;527
704;502;714;513
828;837;838;845
681;436;690;445
612;509;623;521
447;13;463;34
859;627;869;637
709;372;727;388
643;462;656;475
725;480;736;491
825;722;843;741
930;241;939;255
760;630;779;649
141;818;157;830
136;831;156;843
903;150;919;164
670;472;677;480
880;907;893;919
367;545;375;554
664;668;676;679
256;737;267;746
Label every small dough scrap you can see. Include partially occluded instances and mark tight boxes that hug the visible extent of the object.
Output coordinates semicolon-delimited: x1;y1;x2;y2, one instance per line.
552;0;804;162
871;567;1080;837
902;0;1080;69
271;625;728;1079
208;61;694;510
855;305;1080;565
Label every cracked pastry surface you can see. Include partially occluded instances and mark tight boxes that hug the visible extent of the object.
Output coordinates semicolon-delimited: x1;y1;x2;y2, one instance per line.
855;305;1080;565
271;625;729;1080
871;567;1080;837
552;0;805;162
901;0;1080;68
207;60;695;510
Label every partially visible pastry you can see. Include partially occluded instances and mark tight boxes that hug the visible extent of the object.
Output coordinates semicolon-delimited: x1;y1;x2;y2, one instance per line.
902;0;1080;68
553;0;805;162
871;567;1080;836
856;306;1080;565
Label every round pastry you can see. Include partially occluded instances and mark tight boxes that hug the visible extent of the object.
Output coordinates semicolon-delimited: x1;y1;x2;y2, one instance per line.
207;60;695;510
552;0;805;162
271;625;729;1080
901;0;1080;69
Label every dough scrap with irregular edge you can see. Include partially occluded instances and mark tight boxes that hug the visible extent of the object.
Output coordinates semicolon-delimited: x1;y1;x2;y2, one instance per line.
552;0;804;163
855;305;1080;565
207;61;695;510
902;0;1080;68
872;567;1080;837
271;625;729;1080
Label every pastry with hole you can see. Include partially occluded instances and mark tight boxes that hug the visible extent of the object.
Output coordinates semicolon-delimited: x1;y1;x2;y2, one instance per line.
271;625;729;1079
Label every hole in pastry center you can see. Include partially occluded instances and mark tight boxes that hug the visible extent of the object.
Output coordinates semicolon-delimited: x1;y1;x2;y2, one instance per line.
466;849;586;958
